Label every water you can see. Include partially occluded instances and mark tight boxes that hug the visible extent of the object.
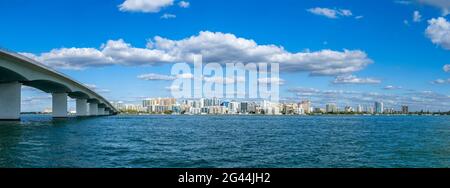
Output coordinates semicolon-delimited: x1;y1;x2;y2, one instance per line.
0;115;449;168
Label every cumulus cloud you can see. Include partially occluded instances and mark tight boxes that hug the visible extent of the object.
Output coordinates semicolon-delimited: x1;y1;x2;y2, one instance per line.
332;75;381;84
307;7;353;19
426;17;450;50
444;64;450;72
413;11;422;22
138;72;249;84
23;31;373;76
119;0;174;13
178;1;190;8
21;48;114;70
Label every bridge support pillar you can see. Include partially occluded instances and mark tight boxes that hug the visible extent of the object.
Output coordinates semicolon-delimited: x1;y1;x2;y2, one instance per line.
0;82;21;121
88;102;98;116
98;107;105;116
52;93;68;118
76;99;88;116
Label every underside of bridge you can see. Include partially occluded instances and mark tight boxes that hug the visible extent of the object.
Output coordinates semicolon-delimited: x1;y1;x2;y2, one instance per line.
0;50;117;120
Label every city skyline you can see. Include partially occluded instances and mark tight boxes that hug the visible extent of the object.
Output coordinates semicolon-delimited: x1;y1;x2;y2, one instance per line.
108;97;441;115
1;0;449;112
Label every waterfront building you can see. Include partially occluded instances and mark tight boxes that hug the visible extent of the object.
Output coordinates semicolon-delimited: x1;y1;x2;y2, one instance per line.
313;107;324;114
172;105;181;114
356;105;363;113
221;101;230;108
247;102;257;114
326;103;338;113
344;106;353;113
229;101;240;114
375;102;384;114
299;100;312;114
112;101;126;111
384;108;395;114
240;102;249;114
296;106;306;115
148;105;171;113
282;103;296;115
143;98;177;114
367;106;374;114
402;105;409;114
261;100;281;115
143;98;176;107
201;107;209;114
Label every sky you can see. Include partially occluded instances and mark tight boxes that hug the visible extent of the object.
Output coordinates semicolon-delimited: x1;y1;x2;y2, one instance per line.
0;0;449;112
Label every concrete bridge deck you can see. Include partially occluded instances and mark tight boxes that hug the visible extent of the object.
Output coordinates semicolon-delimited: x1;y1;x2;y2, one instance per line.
0;48;118;120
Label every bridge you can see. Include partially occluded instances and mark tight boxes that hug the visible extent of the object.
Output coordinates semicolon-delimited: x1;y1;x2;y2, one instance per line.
0;49;118;121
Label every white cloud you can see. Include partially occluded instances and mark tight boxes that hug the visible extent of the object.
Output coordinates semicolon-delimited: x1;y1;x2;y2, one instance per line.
384;85;403;90
396;0;450;15
137;73;176;80
203;76;243;84
119;0;174;13
413;10;422;22
83;84;111;93
176;73;194;79
431;78;450;84
332;75;381;84
161;13;176;19
138;72;247;84
418;0;450;15
258;77;285;85
178;1;190;8
426;17;450;50
23;31;373;76
151;31;373;75
137;73;194;81
444;64;450;72
21;48;114;70
165;85;181;91
307;7;353;19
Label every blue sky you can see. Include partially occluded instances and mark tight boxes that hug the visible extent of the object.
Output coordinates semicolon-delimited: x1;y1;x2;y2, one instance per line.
0;0;449;111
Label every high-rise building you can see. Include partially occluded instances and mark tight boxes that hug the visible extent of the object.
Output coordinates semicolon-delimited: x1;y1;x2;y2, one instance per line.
143;98;176;107
313;107;324;113
247;102;257;114
143;98;176;113
326;103;338;113
299;100;311;114
375;102;384;114
229;101;240;114
240;102;248;114
356;105;363;113
402;105;409;114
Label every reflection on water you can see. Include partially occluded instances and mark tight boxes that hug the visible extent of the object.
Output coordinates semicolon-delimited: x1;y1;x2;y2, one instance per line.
0;115;449;168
